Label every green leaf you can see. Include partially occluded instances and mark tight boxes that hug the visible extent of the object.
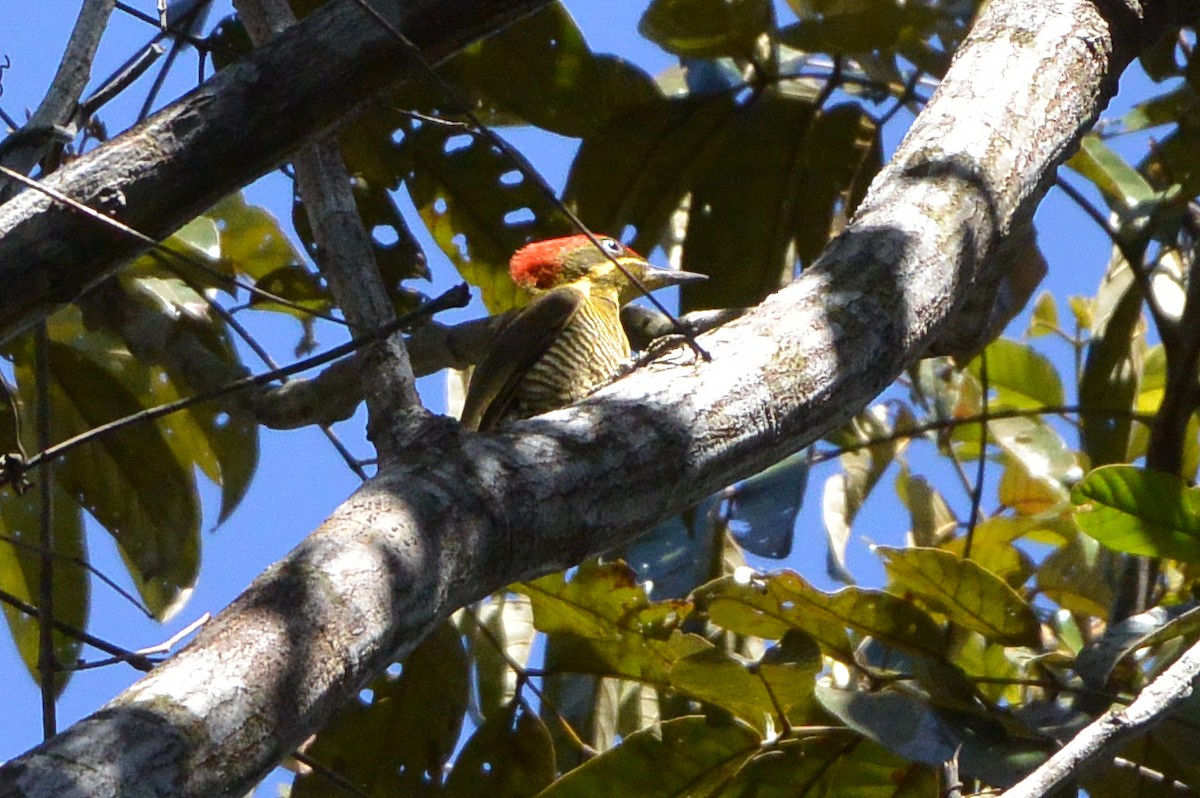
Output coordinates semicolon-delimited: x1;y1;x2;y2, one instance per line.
640;0;773;59
823;406;910;581
1067;134;1158;215
207;192;304;282
0;479;88;693
294;181;428;312
1027;291;1058;337
985;416;1081;490
695;571;945;661
13;319;201;619
877;546;1040;646
970;338;1063;410
249;265;331;315
538;716;761;798
444;703;555;798
447;3;659;137
292;621;469;798
716;735;937;798
681;99;881;313
816;684;1048;787
779;0;906;53
1036;534;1115;620
1079;258;1141;466
404;121;573;313
565;94;738;255
463;594;535;720
895;466;956;547
1072;465;1200;561
517;563;709;686
669;631;820;731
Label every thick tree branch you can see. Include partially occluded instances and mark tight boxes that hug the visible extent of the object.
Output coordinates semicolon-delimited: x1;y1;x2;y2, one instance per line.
0;0;552;344
1;2;1195;797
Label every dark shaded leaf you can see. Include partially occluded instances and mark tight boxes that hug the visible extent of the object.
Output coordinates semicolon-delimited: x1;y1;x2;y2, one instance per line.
816;683;1049;787
728;452;808;559
640;0;773;59
538;715;761;798
444;703;555;798
292;621;469;798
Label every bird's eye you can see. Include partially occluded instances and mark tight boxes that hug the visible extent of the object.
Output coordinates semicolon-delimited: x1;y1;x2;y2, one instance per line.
599;238;624;257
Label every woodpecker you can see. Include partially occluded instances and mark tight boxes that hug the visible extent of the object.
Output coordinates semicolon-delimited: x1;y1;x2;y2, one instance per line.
460;234;706;431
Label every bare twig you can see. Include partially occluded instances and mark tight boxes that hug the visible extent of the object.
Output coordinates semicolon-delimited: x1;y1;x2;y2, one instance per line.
239;0;422;455
0;0;115;195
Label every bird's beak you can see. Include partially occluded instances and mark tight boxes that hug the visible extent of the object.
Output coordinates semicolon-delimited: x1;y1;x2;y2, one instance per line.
638;264;708;291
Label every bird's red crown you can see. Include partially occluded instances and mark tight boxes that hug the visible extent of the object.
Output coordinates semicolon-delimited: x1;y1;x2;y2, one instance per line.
510;235;640;290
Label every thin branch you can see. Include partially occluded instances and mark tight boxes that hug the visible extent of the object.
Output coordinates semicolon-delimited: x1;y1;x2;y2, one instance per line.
208;291;369;480
0;164;349;326
70;614;209;671
0;285;468;490
962;352;989;559
35;324;56;738
1054;176;1173;344
0;585;155;672
0;0;115;193
240;0;422;456
0;529;153;618
1003;637;1200;798
807;404;1153;468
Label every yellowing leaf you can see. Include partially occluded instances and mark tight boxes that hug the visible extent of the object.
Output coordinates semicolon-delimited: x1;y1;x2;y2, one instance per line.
877;546;1040;646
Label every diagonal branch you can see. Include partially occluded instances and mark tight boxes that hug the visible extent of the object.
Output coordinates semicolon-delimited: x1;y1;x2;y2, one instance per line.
0;0;553;344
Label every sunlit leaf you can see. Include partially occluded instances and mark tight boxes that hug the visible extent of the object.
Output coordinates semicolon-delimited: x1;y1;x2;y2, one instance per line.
13;318;200;619
518;563;709;686
1027;291;1058;337
669;631;820;732
970;338;1063;410
1067;134;1158;215
0;479;87;693
877;546;1040;646
695;571;944;661
1072;465;1200;562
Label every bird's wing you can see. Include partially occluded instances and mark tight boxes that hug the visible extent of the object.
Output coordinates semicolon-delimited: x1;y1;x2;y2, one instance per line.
460;285;584;431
